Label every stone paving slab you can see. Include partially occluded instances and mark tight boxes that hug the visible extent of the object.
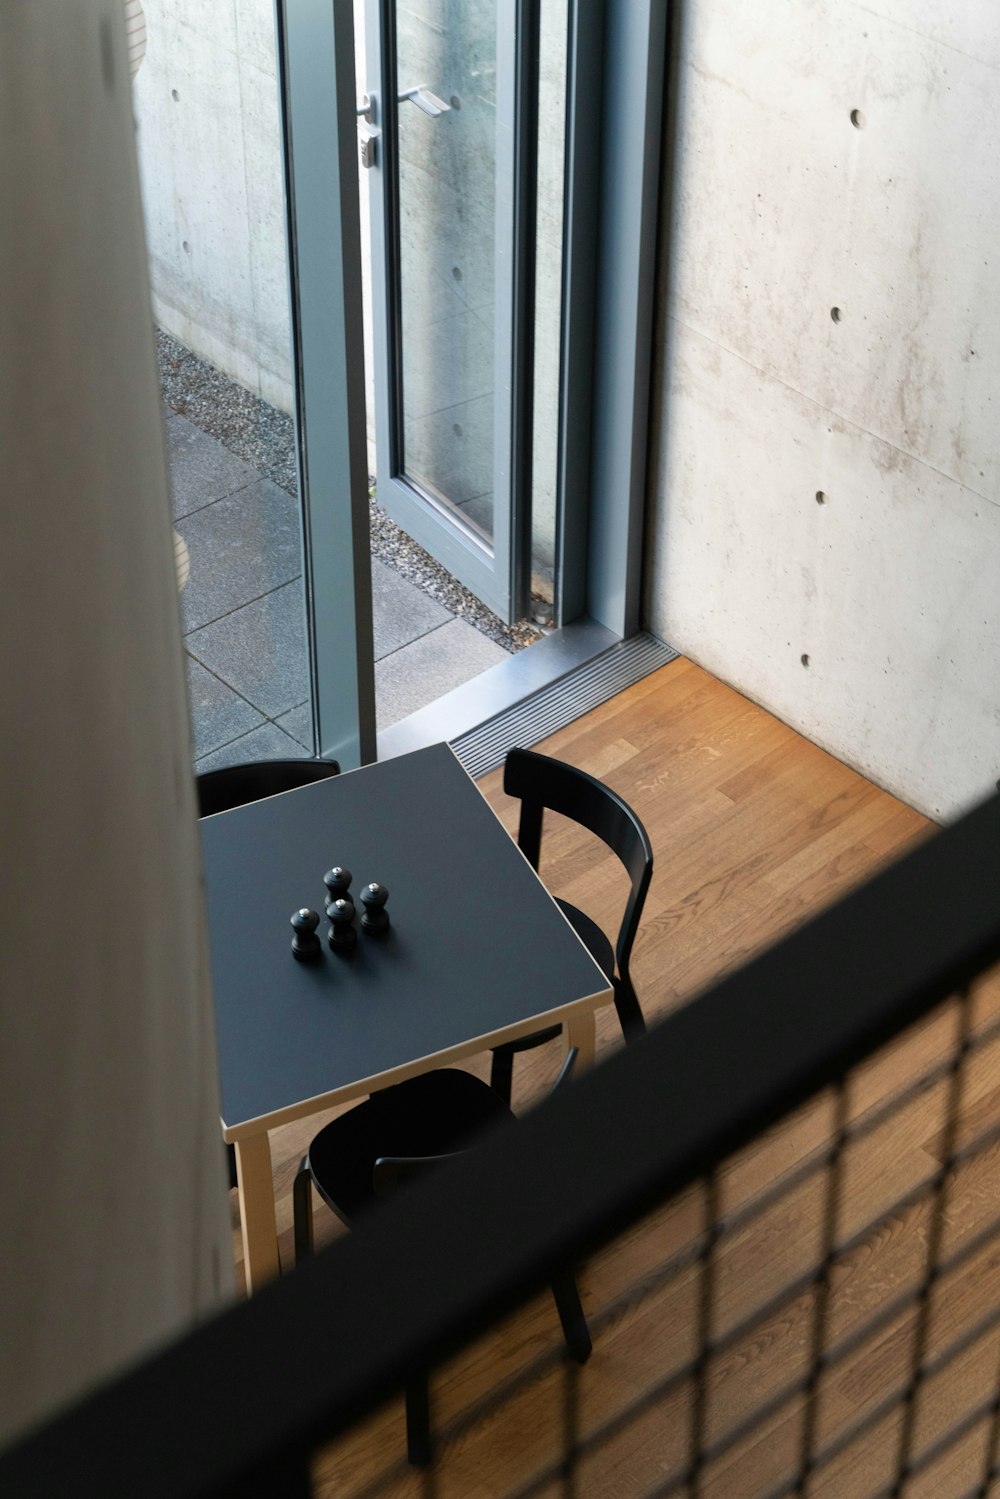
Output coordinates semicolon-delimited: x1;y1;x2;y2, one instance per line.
186;578;308;721
194;719;308;773
185;655;264;760
375;618;508;730
371;558;451;659
165;412;260;520
275;701;312;751
178;478;302;633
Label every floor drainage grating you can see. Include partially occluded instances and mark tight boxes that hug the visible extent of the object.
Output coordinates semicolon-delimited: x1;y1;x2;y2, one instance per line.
450;633;679;779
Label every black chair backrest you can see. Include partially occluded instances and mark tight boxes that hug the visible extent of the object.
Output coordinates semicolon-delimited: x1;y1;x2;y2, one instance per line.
196;757;340;819
372;1153;455;1196
372;1047;580;1198
503;747;653;973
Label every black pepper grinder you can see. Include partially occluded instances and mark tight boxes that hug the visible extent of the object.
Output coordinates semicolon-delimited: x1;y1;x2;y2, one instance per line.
360;882;390;935
290;907;322;962
323;866;353;912
327;897;358;952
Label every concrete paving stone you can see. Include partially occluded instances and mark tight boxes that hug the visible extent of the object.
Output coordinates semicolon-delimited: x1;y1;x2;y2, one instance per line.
186;579;309;720
274;700;314;752
177;478;302;632
185;653;265;759
375;618;508;730
194;720;309;774
372;557;451;660
164;411;259;520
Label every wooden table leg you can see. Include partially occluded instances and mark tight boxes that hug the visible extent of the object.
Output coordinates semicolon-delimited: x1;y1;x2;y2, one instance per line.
234;1132;280;1294
564;1008;596;1072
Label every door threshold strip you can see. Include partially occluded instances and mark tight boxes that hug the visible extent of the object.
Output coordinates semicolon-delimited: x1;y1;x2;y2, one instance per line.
450;633;678;779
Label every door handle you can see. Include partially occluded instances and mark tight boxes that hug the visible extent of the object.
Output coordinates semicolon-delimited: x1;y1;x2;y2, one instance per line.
358;122;379;169
357;94;379;169
397;85;451;118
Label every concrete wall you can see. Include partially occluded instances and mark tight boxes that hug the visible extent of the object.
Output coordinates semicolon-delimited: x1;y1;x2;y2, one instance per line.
0;0;233;1446
645;0;1000;820
133;0;294;412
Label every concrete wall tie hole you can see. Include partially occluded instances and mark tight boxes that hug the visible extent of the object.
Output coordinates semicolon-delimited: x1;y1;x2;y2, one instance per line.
801;653;811;668
830;306;843;323
850;108;865;128
815;491;827;505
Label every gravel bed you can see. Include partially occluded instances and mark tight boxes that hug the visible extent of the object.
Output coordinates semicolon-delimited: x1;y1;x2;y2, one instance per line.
157;329;539;652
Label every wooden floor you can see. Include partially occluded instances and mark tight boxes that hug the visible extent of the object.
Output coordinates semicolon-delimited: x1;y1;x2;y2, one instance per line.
232;660;1000;1496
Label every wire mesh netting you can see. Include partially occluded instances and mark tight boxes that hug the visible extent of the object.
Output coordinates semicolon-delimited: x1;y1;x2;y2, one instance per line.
316;971;1000;1498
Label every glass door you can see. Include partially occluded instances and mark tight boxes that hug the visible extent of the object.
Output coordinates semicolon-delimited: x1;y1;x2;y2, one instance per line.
364;0;531;623
134;0;375;770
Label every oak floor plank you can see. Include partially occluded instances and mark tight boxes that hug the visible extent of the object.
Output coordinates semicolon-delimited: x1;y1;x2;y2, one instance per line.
226;659;1000;1497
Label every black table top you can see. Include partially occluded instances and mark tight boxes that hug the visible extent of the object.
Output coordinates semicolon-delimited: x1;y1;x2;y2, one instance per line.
200;743;608;1135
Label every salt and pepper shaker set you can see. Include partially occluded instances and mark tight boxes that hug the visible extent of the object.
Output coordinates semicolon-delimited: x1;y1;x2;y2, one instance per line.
290;866;389;962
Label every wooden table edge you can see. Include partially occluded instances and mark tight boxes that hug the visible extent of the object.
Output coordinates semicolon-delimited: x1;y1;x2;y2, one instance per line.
222;983;613;1143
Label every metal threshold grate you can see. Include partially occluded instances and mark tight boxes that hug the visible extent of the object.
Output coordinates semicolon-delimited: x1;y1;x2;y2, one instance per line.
450;632;678;778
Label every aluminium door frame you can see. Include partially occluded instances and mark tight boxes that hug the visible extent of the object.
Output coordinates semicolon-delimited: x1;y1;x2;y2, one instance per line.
557;0;669;637
275;0;377;769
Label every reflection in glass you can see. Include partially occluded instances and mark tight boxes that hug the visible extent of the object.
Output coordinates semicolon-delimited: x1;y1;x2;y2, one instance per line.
530;0;567;622
395;0;497;547
131;2;311;769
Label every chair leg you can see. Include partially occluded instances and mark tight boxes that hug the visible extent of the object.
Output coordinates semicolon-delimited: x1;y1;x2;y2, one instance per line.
405;1374;432;1466
292;1158;314;1264
552;1271;592;1364
613;975;646;1044
490;1045;515;1106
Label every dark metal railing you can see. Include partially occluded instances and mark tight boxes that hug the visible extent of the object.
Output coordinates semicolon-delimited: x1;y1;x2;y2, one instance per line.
3;790;1000;1498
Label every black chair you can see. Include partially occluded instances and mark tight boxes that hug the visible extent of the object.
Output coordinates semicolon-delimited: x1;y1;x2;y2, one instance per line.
195;756;340;1188
292;1049;592;1465
196;755;340;819
489;747;654;1105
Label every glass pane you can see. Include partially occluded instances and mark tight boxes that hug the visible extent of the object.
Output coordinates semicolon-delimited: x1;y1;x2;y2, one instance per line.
395;0;496;547
130;0;312;770
530;0;568;625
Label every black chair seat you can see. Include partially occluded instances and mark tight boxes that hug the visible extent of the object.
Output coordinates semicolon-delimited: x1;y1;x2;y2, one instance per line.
303;1069;510;1222
197;756;339;819
293;1053;592;1465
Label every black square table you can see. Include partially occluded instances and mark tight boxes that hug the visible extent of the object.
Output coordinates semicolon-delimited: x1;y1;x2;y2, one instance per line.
200;742;612;1290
